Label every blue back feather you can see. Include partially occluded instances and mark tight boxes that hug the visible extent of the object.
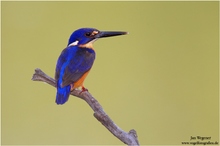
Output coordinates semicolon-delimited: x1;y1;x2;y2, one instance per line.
55;46;95;105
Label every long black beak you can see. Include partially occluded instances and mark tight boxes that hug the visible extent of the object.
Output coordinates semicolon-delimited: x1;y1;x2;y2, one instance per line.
96;31;128;38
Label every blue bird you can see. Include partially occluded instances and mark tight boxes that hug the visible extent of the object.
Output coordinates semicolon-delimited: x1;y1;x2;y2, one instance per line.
55;28;127;104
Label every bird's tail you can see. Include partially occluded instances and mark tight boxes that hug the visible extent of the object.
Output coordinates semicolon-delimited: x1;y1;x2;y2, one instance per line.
56;83;71;105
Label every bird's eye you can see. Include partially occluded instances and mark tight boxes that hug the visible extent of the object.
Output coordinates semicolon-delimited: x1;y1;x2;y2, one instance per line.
85;32;92;37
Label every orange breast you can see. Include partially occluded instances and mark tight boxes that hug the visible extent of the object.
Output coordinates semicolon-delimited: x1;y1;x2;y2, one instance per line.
71;70;91;90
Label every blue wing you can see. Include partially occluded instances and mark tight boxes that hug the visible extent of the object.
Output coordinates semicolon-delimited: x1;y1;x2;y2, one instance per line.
55;46;95;104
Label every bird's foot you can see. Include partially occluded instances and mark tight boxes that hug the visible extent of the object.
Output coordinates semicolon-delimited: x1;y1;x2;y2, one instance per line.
79;86;88;94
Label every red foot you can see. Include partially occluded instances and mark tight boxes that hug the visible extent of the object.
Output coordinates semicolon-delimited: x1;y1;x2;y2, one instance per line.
79;86;88;94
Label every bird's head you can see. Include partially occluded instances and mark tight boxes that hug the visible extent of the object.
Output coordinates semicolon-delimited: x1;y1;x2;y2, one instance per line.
67;28;128;47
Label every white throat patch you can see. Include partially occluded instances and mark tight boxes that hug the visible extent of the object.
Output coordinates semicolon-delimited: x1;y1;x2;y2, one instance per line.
78;39;98;49
68;40;79;47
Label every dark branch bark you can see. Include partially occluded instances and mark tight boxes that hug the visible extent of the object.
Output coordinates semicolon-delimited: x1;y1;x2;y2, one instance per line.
32;68;139;146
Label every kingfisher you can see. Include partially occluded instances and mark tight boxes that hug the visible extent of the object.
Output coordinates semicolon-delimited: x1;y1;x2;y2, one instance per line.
55;28;127;105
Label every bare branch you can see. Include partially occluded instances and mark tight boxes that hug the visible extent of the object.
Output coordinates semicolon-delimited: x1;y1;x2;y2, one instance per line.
32;68;139;145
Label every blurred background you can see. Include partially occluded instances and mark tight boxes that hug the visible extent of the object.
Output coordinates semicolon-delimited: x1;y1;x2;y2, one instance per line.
1;1;219;145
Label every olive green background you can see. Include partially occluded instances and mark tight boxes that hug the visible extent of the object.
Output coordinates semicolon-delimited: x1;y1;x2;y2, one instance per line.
1;1;219;145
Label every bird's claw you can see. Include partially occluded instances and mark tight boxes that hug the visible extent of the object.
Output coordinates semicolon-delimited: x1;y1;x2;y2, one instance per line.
79;86;88;94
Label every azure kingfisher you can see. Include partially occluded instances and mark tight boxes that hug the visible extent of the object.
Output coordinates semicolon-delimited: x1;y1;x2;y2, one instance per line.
55;28;127;105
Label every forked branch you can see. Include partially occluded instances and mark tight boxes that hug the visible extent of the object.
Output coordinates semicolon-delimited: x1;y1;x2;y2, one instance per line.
32;68;139;146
